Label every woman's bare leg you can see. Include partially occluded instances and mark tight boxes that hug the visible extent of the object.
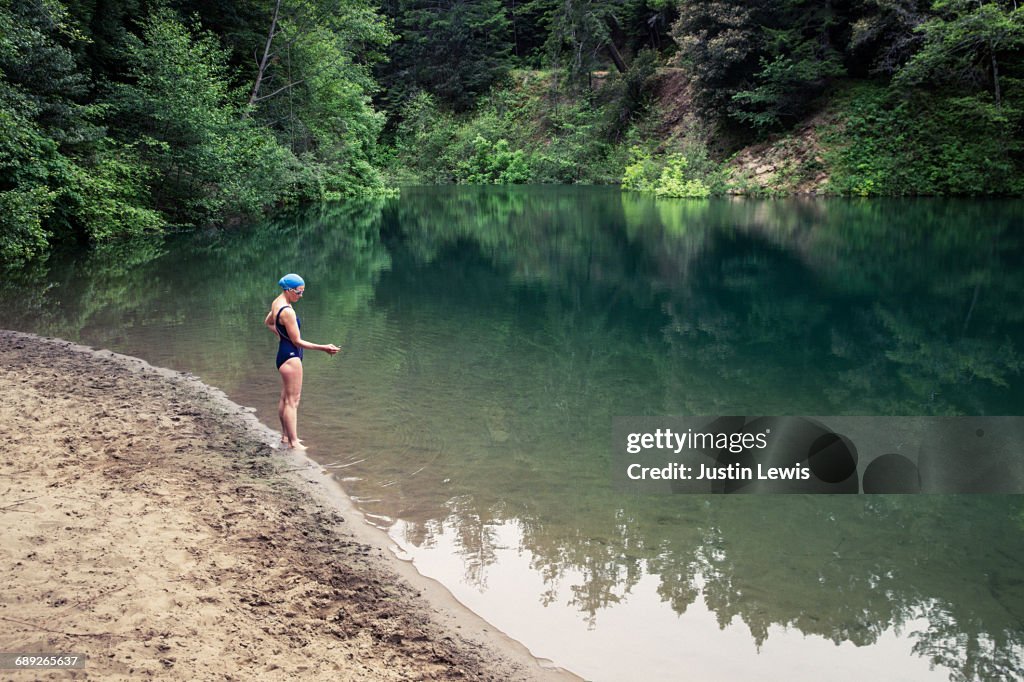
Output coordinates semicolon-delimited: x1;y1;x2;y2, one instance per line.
278;358;304;449
278;385;288;443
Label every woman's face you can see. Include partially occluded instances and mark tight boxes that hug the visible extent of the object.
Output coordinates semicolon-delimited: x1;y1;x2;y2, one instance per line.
287;286;305;302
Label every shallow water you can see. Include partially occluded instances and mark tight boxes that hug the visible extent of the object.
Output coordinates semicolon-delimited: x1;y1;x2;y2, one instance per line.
8;187;1024;681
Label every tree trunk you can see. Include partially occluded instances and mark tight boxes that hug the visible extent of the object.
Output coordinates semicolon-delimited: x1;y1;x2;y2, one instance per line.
979;0;1002;108
605;40;626;74
991;46;1002;108
249;0;283;107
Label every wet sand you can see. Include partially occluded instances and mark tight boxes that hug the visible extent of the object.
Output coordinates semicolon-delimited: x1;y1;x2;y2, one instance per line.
0;330;575;680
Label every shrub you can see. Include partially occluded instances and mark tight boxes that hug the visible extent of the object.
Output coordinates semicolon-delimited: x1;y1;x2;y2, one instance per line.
655;155;711;198
111;11;295;223
60;143;163;242
824;83;1023;196
622;146;660;191
622;147;714;197
456;136;531;184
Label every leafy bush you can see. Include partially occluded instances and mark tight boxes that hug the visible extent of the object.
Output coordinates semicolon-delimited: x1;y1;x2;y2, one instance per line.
621;146;660;191
655;155;711;198
0;97;56;264
824;83;1023;196
59;143;163;241
387;91;458;183
0;185;55;266
622;147;714;197
110;11;296;223
457;137;531;184
386;69;659;185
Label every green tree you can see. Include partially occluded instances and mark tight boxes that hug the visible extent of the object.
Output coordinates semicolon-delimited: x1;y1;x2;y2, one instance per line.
671;0;772;123
672;0;848;132
245;0;391;109
244;0;393;197
109;10;295;223
283;22;390;196
894;0;1024;107
544;0;626;83
507;0;552;64
846;0;928;77
378;0;512;112
0;99;55;264
0;0;162;266
0;1;52;263
503;0;676;72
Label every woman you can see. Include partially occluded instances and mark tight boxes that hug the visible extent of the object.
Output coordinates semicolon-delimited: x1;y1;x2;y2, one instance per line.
265;273;340;449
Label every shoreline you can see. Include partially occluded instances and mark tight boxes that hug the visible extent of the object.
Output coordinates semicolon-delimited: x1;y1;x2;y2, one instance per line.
0;330;577;680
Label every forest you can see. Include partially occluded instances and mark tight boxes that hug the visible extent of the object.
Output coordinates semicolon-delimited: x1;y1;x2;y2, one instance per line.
2;0;1022;267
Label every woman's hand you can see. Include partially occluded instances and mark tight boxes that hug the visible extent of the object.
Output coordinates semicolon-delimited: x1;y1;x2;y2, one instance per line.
264;309;281;338
322;343;341;356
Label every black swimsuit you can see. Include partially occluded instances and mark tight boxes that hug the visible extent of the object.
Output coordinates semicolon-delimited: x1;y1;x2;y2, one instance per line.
275;305;303;368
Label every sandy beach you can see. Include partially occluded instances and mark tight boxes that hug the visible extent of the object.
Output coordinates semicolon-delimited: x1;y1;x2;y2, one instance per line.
0;330;574;680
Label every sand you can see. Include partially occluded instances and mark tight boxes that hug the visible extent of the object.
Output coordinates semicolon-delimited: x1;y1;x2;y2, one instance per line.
0;330;574;681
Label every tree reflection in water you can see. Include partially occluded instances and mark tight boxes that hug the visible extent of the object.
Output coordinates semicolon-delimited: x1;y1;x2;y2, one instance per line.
377;189;1024;680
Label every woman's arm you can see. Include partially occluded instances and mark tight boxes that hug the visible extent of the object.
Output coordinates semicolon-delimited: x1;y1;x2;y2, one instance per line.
264;309;281;338
279;307;340;355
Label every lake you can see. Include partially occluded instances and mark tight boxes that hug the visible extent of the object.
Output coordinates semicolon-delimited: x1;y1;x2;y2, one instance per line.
7;186;1024;681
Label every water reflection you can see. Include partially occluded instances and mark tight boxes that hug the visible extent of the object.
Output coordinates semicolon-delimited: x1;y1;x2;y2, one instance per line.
6;187;1024;680
391;500;1024;682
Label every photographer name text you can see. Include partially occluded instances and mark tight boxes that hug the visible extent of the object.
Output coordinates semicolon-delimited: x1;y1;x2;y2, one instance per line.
624;427;810;481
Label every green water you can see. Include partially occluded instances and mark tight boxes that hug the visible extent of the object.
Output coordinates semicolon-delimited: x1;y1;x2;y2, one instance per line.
7;187;1024;680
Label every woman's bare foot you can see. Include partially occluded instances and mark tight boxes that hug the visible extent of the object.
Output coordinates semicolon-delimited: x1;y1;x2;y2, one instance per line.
288;439;307;450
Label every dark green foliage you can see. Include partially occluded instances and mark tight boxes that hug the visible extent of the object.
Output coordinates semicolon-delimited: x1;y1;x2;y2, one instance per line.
595;47;658;140
543;0;622;83
378;0;512;112
0;0;162;265
54;142;164;242
893;0;1024;107
730;42;844;131
671;1;768;122
672;0;848;133
2;0;95;143
617;0;678;55
508;0;553;64
385;69;641;185
845;0;927;77
527;0;677;78
5;0;1024;272
238;1;393;199
0;0;395;268
109;10;295;223
824;83;1023;195
387;92;459;183
0;2;55;263
822;1;1024;196
64;0;149;81
165;0;270;72
0;102;56;264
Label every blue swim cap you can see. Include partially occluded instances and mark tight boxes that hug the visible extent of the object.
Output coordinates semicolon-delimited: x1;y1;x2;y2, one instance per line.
278;273;305;290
